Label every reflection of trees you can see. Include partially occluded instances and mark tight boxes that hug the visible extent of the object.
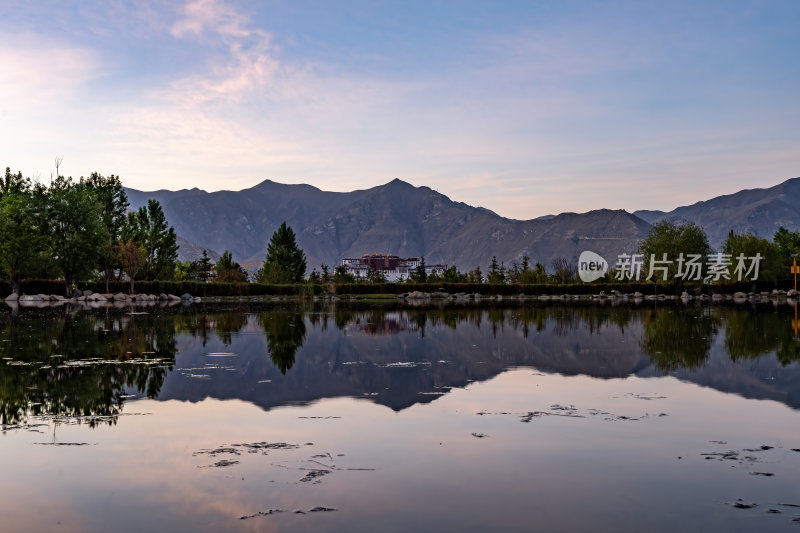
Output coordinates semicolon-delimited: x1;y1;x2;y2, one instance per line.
212;312;248;346
725;308;800;365
0;311;176;426
641;307;716;372
259;311;306;374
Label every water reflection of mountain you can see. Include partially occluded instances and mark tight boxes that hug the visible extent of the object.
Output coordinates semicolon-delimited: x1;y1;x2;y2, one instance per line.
153;304;800;412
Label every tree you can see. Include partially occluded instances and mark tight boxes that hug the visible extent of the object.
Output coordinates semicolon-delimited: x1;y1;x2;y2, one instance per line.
174;260;198;281
440;265;466;283
519;260;548;284
551;256;576;284
0;184;45;294
638;221;711;283
722;231;780;284
468;266;483;283
47;177;108;295
194;250;213;283
84;173;129;292
119;240;146;293
257;222;307;284
214;250;247;283
774;227;800;282
123;200;178;280
334;265;356;283
365;263;387;283
487;256;506;284
1;167;28;197
409;257;427;283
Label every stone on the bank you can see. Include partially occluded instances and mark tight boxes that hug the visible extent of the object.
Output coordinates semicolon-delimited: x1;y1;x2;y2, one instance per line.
5;292;19;302
181;293;193;300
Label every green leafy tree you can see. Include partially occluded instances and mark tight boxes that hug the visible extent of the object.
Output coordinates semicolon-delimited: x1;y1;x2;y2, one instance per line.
0;181;45;294
365;263;387;283
47;177;108;295
257;222;307;284
426;270;443;284
84;173;129;292
119;239;146;293
334;264;356;283
441;265;466;283
214;250;247;283
409;257;427;283
638;221;711;283
722;231;780;284
123;200;178;280
774;227;800;282
519;260;548;284
174;260;198;281
468;266;483;283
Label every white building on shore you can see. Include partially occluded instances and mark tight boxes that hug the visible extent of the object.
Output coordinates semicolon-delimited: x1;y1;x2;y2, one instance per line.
341;254;447;282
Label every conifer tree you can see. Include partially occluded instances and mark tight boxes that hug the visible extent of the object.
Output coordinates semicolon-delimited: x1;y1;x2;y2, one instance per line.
258;222;307;283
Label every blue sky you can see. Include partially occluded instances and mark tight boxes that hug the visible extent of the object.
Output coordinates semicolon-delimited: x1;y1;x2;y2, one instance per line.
1;0;798;218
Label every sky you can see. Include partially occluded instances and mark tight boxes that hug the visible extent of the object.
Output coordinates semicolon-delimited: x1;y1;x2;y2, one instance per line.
1;0;798;219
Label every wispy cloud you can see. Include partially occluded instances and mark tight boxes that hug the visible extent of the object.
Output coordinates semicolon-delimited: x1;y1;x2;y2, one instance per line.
1;0;797;218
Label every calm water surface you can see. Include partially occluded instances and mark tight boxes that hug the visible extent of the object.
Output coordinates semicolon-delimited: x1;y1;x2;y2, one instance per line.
1;301;800;532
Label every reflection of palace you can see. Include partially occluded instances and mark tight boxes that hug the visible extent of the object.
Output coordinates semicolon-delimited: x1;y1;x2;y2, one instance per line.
344;311;420;336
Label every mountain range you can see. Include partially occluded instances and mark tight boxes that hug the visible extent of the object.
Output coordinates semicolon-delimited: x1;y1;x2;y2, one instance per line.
125;176;800;272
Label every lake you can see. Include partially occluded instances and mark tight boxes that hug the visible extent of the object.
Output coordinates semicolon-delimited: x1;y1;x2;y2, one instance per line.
1;300;799;532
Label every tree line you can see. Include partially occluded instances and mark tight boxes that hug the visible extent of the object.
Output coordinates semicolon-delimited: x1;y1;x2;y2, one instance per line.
0;167;178;296
4;163;799;294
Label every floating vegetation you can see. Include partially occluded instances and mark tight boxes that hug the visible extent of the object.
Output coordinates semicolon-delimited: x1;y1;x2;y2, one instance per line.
233;442;300;453
34;442;92;446
199;459;239;468
732;499;758;509
625;393;668;400
476;404;668;423
239;506;337;520
194;442;301;459
299;469;331;483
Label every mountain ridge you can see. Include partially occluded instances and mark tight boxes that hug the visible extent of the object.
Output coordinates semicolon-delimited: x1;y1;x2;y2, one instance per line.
125;176;800;271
